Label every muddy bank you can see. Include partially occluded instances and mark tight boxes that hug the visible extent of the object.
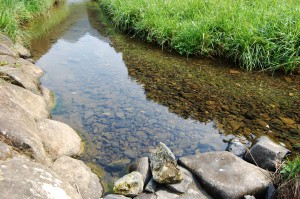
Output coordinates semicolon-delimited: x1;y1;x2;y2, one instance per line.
0;34;103;198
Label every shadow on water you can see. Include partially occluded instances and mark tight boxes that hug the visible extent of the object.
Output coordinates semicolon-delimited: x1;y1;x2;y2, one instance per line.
30;0;299;187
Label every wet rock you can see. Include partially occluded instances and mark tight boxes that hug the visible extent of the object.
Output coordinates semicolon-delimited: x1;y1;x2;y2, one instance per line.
37;119;83;160
14;43;31;58
134;193;156;199
145;178;157;193
226;138;247;158
113;171;144;197
0;141;13;160
245;136;290;171
166;166;193;194
133;157;151;186
179;151;272;199
0;43;17;57
150;142;183;184
0;155;81;199
0;83;50;164
104;194;131;199
52;156;103;199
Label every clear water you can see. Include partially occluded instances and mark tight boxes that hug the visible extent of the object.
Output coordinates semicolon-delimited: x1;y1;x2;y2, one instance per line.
31;1;233;177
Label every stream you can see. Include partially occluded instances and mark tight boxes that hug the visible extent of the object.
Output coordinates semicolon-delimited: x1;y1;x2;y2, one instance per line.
30;0;299;183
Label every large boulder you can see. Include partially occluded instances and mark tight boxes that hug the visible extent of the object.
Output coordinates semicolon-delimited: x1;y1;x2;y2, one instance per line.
37;119;84;160
149;142;183;184
0;155;82;199
179;151;272;199
245;136;290;171
113;171;144;197
0;83;50;164
52;156;103;199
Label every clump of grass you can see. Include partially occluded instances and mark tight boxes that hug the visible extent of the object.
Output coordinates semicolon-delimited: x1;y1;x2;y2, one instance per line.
276;156;300;198
100;0;300;73
0;0;59;41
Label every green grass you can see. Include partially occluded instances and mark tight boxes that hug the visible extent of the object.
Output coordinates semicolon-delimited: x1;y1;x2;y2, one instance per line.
0;0;60;41
100;0;300;73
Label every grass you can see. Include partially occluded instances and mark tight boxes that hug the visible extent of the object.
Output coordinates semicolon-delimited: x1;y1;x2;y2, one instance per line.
0;0;60;41
99;0;300;73
276;156;300;198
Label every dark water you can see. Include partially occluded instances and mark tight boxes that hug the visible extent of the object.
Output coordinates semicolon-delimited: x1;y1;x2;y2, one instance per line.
30;1;233;178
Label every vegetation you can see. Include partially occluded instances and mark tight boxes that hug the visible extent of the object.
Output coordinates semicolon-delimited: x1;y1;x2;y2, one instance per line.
100;0;300;73
0;0;60;41
276;156;300;198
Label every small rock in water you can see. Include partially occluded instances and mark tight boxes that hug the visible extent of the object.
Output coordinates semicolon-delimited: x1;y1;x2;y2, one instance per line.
226;138;247;158
149;142;183;184
135;157;151;186
113;171;144;197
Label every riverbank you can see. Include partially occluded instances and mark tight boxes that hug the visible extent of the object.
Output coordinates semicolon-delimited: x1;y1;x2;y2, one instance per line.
0;34;103;198
100;0;300;73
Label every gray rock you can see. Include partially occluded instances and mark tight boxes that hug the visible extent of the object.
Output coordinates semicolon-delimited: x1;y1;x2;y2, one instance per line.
37;119;84;160
155;188;179;199
150;142;183;184
0;65;41;94
104;194;131;199
179;151;272;199
113;171;144;197
265;183;276;199
41;85;55;109
14;43;31;58
145;178;157;193
134;193;157;199
244;196;256;199
0;141;13;160
0;155;82;199
135;157;151;186
245;136;290;171
226;138;247;158
52;156;103;199
166;166;193;194
0;83;50;164
0;43;17;57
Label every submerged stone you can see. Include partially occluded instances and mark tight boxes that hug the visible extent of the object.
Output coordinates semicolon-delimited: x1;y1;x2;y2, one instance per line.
150;142;183;184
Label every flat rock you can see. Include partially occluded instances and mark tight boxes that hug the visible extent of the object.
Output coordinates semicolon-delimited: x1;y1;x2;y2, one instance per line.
104;194;131;199
0;82;49;119
0;83;50;164
245;136;290;171
226;138;247;158
0;141;13;160
166;166;193;194
0;155;82;199
113;171;144;197
150;142;183;184
134;157;151;186
0;43;17;57
52;156;103;199
179;151;272;199
0;55;43;79
0;65;41;94
37;119;83;160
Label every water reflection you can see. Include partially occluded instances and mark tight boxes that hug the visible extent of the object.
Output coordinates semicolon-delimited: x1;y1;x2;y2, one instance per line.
31;1;232;176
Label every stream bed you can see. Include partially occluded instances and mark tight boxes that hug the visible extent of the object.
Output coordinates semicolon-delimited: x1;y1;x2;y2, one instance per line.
30;0;300;182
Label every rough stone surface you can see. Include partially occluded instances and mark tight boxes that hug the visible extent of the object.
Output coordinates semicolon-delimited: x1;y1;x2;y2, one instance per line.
0;34;14;48
0;65;41;94
113;171;144;197
52;156;103;199
0;82;48;119
0;43;17;57
179;151;272;199
104;194;131;199
0;141;13;160
41;85;54;109
166;166;193;194
134;193;157;199
0;155;82;199
245;136;290;171
226;138;247;158
134;157;151;186
14;43;31;58
150;142;183;184
0;55;43;79
0;83;50;164
145;178;157;193
37;119;83;160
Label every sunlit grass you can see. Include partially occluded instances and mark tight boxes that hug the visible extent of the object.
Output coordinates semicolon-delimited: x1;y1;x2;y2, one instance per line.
100;0;300;73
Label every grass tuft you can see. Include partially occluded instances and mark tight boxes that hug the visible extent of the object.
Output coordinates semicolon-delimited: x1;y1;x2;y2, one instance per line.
100;0;300;73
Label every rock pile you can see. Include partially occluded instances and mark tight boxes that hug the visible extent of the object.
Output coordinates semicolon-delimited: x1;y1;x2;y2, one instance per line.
0;34;103;199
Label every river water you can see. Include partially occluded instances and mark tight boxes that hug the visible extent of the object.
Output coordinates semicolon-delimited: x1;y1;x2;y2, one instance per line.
30;0;299;183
